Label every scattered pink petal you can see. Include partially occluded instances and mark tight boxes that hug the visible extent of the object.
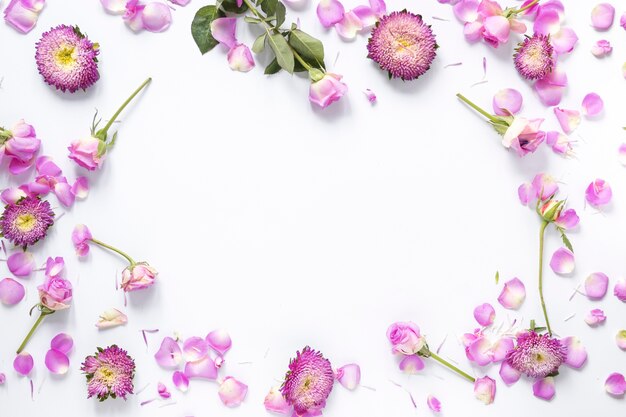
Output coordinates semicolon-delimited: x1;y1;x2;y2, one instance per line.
546;131;573;156
497;277;526;309
0;373;5;384
591;3;615;30
534;64;567;106
398;355;424;374
352;6;377;27
71;177;89;199
581;93;604;117
0;278;25;306
533;377;555;400
549;247;575;275
336;363;360;390
585;179;612;207
591;39;612;57
141;2;171;32
468;337;493;366
499;361;521;385
3;0;46;34
7;252;35;277
473;303;495;327
613;278;626;302
264;386;291;414
206;329;232;356
585;272;609;299
427;394;442;412
184;356;218;380
1;187;28;205
554;107;580;134
172;370;189;392
96;308;128;329
562;336;587;368
474;376;496;405
616;330;626;350
13;352;33;376
183;336;210;362
218;376;247;407
533;173;560;202
45;256;65;278
584;308;606;326
50;333;73;354
317;0;345;28
605;373;626;396
158;382;171;399
227;43;255;72
491;337;514;363
211;17;237;48
534;9;560;35
154;337;183;368
453;0;478;22
555;208;579;230
363;88;377;103
335;10;364;39
551;27;578;54
72;224;92;257
45;349;69;375
100;0;126;13
492;88;522;116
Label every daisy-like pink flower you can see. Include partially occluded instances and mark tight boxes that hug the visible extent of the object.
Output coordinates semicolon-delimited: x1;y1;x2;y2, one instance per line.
280;346;335;416
513;34;554;80
367;11;437;81
0;196;54;248
505;330;566;379
81;345;135;401
35;25;100;93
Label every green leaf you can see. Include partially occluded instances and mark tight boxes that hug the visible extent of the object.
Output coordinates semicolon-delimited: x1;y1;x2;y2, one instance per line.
495;271;499;284
252;33;267;54
191;5;220;54
288;29;324;66
559;229;574;252
275;2;286;27
244;16;261;23
261;0;278;16
264;58;281;75
219;0;248;13
268;33;294;73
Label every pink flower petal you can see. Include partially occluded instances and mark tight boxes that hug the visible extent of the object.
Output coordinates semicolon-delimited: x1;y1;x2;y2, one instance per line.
474;376;496;405
468;337;493;366
555;208;579;230
584;308;606;326
13;352;34;376
453;0;479;22
95;308;128;329
546;131;573;156
141;2;171;32
464;21;484;42
71;177;89;199
336;363;360;390
72;224;92;257
534;9;560;35
218;376;247;407
615;278;626;302
45;349;69;375
533;173;559;201
549;247;575;275
585;179;612;206
398;355;424;374
3;0;45;34
363;88;377;103
172;370;189;392
591;39;612;57
100;0;126;13
45;256;65;278
183;336;210;362
427;394;442;412
483;15;510;46
211;17;237;48
473;303;495;327
533;377;555;400
591;3;615;30
206;329;232;356
317;0;345;28
619;144;626;166
184;356;218;380
491;337;514;363
551;27;578;54
7;251;35;277
0;373;5;384
154;336;182;368
585;272;609;299
352;5;377;27
561;336;587;368
499;361;521;385
1;187;28;205
264;386;291;414
227;43;255;72
497;277;526;309
50;333;73;354
158;382;171;399
616;330;626;350
554;107;580;134
605;373;626;396
0;278;25;305
492;88;522;116
334;10;364;39
534;65;567;106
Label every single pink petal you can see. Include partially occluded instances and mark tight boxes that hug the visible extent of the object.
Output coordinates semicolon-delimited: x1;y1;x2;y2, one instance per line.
363;88;377;103
398;355;424;374
336;363;360;390
531;173;560;201
95;308;128;329
3;0;45;34
100;0;127;13
533;377;555;400
473;303;495;327
585;178;612;206
605;373;626;396
352;6;377;27
45;349;69;375
35;155;61;176
615;278;626;302
499;361;521;385
561;336;587;368
491;337;514;363
172;370;189;392
497;277;526;309
453;0;479;22
141;2;171;32
554;208;579;230
71;177;89;199
468;337;493;366
583;93;604;117
585;272;609;299
334;10;364;39
50;333;73;354
534;65;567;106
184;356;218;380
483;15;510;45
218;376;247;407
1;187;28;205
368;0;386;17
183;336;210;362
551;27;578;54
616;330;626;350
591;39;612;57
492;88;522;116
0;278;25;305
619;144;626;166
158;382;171;399
549;247;575;275
211;17;237;48
464;21;484;42
427;394;442;412
13;352;34;376
45;256;65;278
584;308;606;326
264;386;291;414
546;131;573;156
534;9;560;35
554;107;580;134
53;181;75;207
591;3;615;30
227;44;255;72
518;182;534;205
154;337;182;368
7;252;35;277
206;329;232;356
317;0;345;28
474;376;496;405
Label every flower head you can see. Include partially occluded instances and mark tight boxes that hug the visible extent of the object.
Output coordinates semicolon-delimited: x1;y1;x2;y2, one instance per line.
367;11;437;80
280;346;334;416
81;345;135;401
121;262;157;292
38;273;73;311
68;137;104;171
309;72;348;108
505;331;567;378
387;321;425;354
35;25;100;93
514;34;554;80
0;196;54;248
0;120;41;175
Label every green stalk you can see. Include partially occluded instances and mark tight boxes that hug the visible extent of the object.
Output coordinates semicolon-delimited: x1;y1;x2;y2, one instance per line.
429;352;476;383
538;220;553;336
90;238;136;265
17;310;53;354
456;93;498;123
95;78;152;140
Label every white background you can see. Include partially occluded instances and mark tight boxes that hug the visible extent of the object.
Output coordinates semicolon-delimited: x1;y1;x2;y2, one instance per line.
1;0;625;416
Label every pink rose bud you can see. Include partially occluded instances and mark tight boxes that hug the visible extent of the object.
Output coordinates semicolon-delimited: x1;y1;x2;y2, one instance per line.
308;72;348;109
539;199;563;222
68;137;105;171
121;262;157;292
386;321;426;355
38;275;73;311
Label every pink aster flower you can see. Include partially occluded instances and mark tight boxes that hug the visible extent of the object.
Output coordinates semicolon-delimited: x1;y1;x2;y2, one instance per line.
35;25;100;93
367;11;437;81
4;0;46;34
0;196;54;248
309;72;348;108
513;34;554;80
505;330;566;378
81;345;135;401
0;120;41;175
280;346;335;416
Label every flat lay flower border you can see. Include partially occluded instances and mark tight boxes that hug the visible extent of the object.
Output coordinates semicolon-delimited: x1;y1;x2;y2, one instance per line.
1;0;625;415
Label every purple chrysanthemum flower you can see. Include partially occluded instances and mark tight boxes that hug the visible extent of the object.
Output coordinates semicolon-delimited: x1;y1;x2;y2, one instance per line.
81;345;135;401
0;197;54;248
35;25;100;93
513;34;554;80
505;331;567;378
280;346;335;415
367;10;437;81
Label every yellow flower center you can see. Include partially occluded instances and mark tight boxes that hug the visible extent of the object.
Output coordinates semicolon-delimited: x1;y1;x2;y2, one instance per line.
96;366;117;385
15;214;37;232
54;44;77;68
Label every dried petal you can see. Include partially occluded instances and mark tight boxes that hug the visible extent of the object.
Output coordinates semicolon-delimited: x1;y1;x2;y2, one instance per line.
95;308;128;329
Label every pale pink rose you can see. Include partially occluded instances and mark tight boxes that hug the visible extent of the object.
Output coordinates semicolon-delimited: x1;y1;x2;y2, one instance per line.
38;275;73;311
309;73;348;109
67;137;104;171
1;119;41;174
386;321;425;355
121;262;157;292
